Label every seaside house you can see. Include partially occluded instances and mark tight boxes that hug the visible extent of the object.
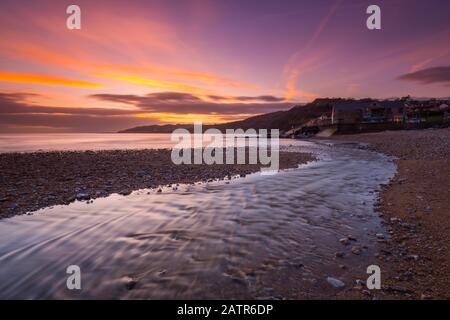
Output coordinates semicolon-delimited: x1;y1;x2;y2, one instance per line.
406;102;450;124
331;101;365;124
376;101;406;123
331;100;406;125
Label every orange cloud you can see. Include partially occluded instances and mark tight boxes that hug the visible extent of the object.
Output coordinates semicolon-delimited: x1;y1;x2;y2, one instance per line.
135;112;251;124
283;49;326;101
0;3;258;96
107;64;258;90
0;71;101;88
284;67;319;101
100;74;212;95
1;41;258;96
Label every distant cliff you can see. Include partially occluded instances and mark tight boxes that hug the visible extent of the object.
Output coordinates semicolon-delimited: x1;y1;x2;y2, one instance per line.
119;101;332;133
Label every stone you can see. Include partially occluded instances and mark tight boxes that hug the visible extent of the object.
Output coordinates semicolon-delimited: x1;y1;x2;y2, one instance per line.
326;277;345;289
125;279;137;290
255;296;281;300
287;259;304;268
158;269;167;276
354;279;365;289
421;293;432;300
406;254;419;261
76;192;90;201
262;287;274;294
351;246;362;255
119;189;132;196
384;285;413;294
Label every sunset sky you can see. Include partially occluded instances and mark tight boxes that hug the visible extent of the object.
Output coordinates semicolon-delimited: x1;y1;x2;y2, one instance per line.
1;0;449;132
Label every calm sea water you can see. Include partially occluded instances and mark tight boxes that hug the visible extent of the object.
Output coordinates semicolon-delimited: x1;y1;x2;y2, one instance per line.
0;133;277;153
0;133;177;152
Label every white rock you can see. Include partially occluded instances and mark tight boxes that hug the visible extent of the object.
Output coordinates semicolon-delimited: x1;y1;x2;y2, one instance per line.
327;277;345;289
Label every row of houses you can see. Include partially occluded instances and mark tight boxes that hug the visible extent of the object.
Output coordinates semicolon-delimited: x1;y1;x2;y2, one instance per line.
290;99;450;137
331;100;449;125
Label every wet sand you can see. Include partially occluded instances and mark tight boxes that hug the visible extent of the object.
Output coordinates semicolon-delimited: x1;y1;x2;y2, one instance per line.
331;128;450;299
0;149;313;219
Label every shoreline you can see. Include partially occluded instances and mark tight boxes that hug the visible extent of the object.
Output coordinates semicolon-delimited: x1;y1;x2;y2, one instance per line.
1;131;448;299
0;148;314;220
329;128;450;299
0;141;394;299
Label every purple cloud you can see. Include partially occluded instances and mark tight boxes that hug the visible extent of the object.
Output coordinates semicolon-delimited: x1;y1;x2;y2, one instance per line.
89;92;291;115
0;91;294;132
397;66;450;85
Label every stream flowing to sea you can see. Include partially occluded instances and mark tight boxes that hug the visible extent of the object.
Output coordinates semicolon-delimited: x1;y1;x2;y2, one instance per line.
0;136;396;299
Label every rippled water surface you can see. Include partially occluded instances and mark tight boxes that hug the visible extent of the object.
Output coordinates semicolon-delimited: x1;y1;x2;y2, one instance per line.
0;141;395;299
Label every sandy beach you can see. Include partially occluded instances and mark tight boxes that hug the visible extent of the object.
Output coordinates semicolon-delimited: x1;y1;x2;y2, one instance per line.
0;149;314;219
332;128;450;299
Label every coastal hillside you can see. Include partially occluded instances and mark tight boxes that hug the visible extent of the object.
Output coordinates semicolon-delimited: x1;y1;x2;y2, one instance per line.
119;101;333;133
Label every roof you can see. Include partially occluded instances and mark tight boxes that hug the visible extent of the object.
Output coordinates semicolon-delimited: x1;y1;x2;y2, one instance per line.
333;100;405;111
333;102;369;111
380;100;406;109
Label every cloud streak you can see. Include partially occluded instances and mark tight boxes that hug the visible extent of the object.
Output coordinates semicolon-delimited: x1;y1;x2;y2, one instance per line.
0;71;101;88
0;91;294;132
397;66;450;85
207;95;286;102
0;92;150;132
89;92;292;115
